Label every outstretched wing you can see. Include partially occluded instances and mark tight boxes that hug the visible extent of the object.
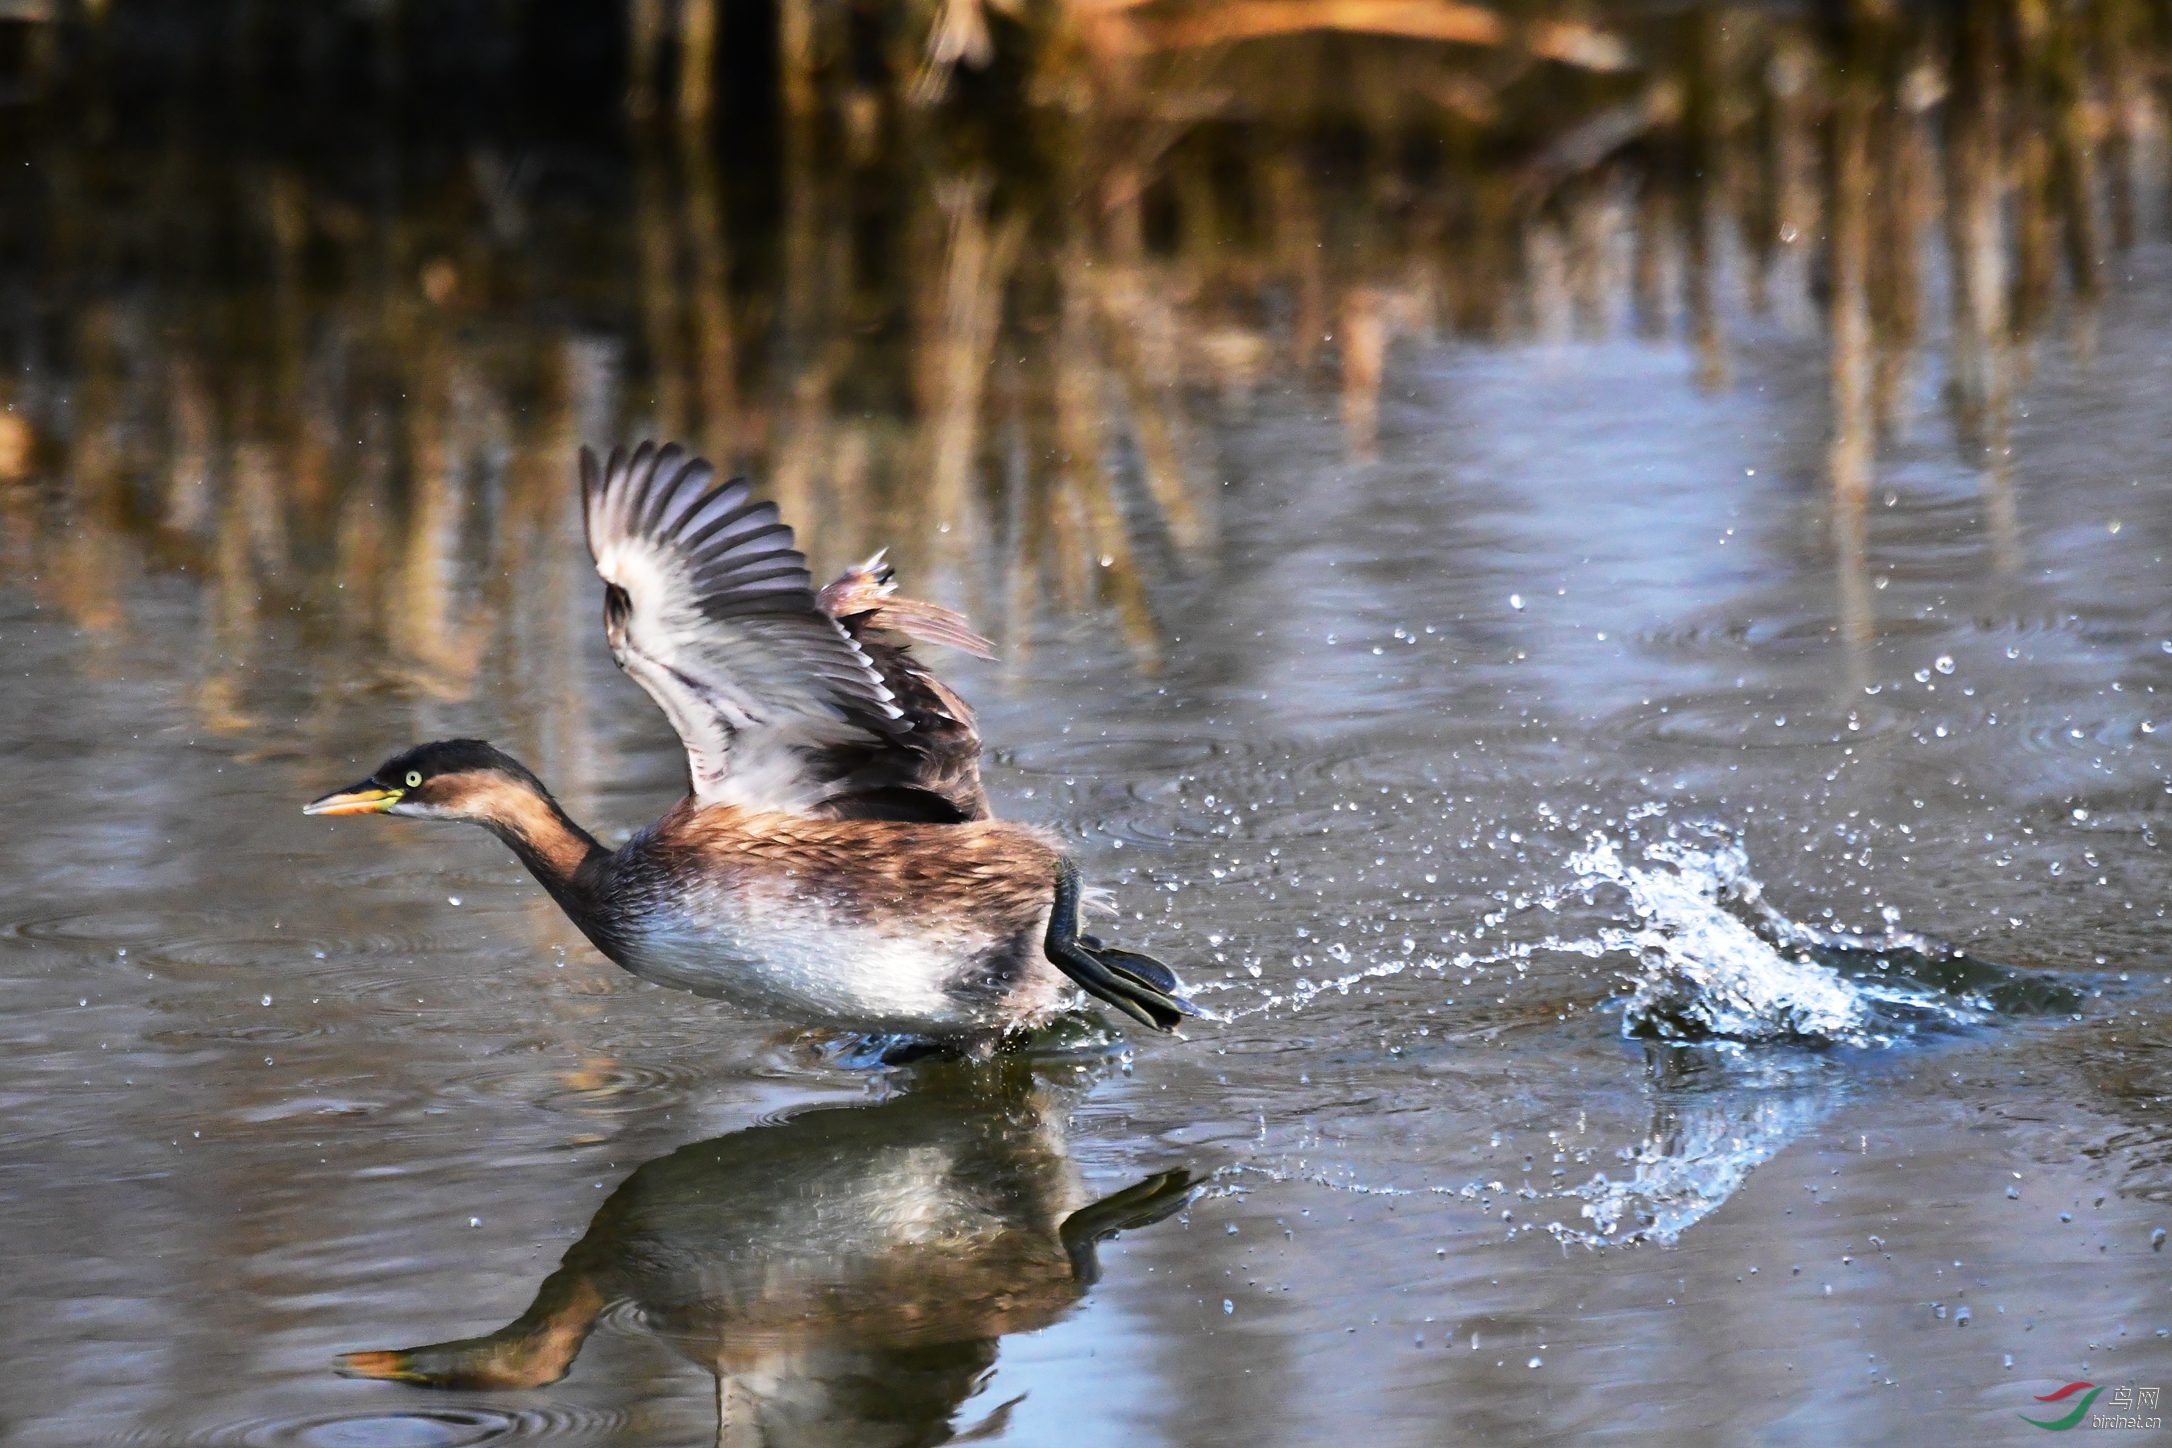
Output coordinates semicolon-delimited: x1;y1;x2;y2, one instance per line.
582;443;998;821
582;442;905;812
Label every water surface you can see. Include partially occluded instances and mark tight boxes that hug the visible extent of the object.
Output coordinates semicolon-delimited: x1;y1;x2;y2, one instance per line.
4;7;2172;1443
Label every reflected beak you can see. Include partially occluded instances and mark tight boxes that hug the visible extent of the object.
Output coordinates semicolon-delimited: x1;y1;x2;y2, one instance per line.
303;782;403;817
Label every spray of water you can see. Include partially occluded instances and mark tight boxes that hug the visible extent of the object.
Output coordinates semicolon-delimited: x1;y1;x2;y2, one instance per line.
1571;834;1878;1043
1568;825;2007;1046
1194;815;2080;1246
1544;820;2081;1245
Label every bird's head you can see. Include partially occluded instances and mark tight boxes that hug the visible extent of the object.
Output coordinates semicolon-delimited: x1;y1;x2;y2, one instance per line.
303;739;542;824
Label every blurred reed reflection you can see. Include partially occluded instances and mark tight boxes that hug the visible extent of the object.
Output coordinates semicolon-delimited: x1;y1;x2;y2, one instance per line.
2;1;2162;727
337;1061;1194;1446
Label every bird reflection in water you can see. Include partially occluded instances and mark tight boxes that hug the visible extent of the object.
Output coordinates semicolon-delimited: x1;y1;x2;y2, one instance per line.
337;1061;1192;1444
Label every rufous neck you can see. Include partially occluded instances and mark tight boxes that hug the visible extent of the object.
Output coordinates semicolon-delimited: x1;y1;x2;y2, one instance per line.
469;778;607;894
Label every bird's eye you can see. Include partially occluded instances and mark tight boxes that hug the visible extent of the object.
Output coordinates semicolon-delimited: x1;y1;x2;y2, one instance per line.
404;771;423;788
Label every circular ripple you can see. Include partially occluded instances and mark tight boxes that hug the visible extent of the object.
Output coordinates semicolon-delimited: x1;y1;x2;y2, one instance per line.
1002;732;1254;779
252;1409;520;1447
154;924;482;976
1016;735;1422;849
0;906;489;1005
1633;607;1952;665
147;1020;329;1047
1620;695;1913;751
442;1054;713;1115
2015;710;2154;756
3;906;229;948
113;1404;626;1447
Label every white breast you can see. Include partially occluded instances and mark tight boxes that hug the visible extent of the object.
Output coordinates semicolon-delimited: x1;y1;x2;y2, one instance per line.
611;879;1033;1035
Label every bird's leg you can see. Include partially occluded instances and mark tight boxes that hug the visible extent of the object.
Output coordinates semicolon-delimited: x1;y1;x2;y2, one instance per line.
1059;1169;1199;1284
1043;861;1200;1032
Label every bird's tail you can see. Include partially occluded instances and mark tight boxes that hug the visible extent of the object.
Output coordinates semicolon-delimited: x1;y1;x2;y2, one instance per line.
819;550;995;658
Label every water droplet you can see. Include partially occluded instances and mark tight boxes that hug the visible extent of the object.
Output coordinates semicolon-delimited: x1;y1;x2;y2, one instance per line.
1222;1299;1234;1315
447;895;462;906
469;1217;482;1228
260;994;272;1007
1527;1356;1543;1369
1508;594;1525;611
1934;655;1955;675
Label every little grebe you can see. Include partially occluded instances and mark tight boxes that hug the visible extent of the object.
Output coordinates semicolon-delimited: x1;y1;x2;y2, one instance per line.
305;442;1197;1041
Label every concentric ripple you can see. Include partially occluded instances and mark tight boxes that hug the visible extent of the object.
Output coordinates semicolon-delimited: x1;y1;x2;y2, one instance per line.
104;1403;627;1447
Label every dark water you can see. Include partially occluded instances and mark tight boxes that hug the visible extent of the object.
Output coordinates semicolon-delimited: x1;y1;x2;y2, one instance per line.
6;6;2172;1444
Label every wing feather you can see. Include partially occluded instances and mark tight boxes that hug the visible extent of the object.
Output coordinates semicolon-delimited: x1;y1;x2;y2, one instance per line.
813;551;995;821
583;442;903;810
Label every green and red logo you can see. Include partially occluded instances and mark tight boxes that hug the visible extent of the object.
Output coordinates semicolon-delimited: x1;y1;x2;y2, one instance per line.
2021;1382;2105;1431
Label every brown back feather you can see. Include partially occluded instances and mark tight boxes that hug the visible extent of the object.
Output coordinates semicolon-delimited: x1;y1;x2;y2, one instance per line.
653;804;1061;929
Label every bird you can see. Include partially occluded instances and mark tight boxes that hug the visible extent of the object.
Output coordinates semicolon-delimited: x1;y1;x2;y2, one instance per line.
335;1062;1194;1435
304;441;1198;1044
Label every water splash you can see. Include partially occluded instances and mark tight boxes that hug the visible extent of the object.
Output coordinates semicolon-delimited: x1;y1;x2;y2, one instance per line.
1542;821;2087;1245
1573;834;1873;1043
1186;815;2086;1249
1569;824;2038;1047
1195;815;2078;1049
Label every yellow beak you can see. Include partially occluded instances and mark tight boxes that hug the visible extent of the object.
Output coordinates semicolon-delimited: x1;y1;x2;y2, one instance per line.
303;783;403;817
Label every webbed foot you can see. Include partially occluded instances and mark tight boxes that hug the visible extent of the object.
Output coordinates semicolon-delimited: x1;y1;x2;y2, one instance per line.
1045;862;1201;1032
